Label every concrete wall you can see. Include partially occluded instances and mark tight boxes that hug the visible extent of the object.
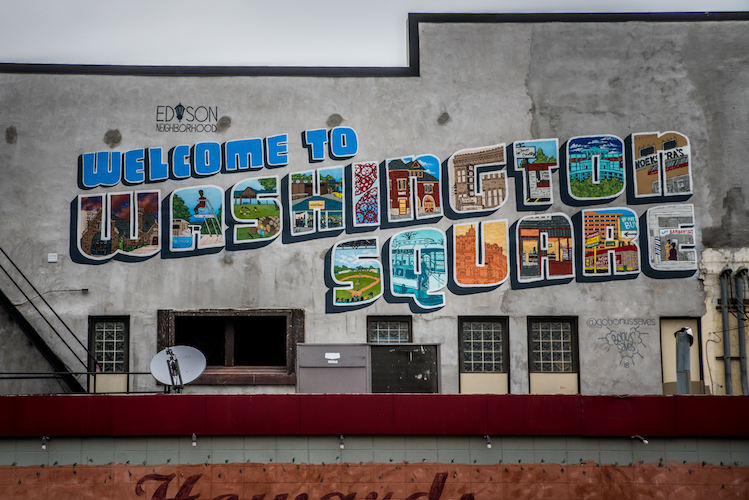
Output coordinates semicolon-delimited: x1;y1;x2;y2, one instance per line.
1;19;748;395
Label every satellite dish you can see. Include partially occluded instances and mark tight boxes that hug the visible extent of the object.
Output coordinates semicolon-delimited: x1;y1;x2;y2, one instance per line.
150;346;206;392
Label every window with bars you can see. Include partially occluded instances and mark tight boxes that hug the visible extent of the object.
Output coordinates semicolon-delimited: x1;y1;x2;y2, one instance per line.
88;317;129;373
459;317;508;373
528;318;578;373
367;316;412;343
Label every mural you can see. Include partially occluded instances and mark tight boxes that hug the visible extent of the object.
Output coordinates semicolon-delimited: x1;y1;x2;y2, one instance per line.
77;191;161;260
516;214;574;283
453;220;509;287
353;161;380;227
582;208;640;276
290;167;344;235
566;135;625;201
386;155;442;222
513;139;559;206
390;228;447;308
647;204;697;270
170;186;224;251
447;144;507;213
230;176;281;242
332;238;383;305
631;131;692;197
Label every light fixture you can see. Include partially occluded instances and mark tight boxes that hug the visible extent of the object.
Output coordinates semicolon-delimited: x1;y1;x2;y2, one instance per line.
339;435;345;450
484;435;492;449
632;435;649;445
192;433;197;447
175;103;186;122
41;436;48;450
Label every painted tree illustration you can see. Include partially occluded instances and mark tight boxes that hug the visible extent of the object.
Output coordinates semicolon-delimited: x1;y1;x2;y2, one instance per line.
172;195;191;221
258;178;277;191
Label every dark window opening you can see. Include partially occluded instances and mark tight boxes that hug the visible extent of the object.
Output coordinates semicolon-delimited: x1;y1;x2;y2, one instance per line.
158;309;304;385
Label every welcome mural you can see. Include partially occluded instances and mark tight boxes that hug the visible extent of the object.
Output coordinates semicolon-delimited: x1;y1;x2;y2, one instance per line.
74;127;696;311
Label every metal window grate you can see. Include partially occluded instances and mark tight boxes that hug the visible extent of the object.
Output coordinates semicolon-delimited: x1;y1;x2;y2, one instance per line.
462;321;504;372
94;321;126;372
368;320;410;343
531;321;574;372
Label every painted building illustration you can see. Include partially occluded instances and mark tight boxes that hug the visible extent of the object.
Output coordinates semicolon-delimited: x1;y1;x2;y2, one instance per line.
566;135;625;200
448;144;506;212
387;157;441;220
2;12;749;500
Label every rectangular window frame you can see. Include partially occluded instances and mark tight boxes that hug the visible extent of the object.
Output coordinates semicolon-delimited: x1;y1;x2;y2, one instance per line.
157;309;304;385
527;316;579;374
367;315;413;344
458;316;509;374
88;315;130;373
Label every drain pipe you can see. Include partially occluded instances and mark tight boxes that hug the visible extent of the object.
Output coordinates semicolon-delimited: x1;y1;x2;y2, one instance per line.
720;268;733;395
735;268;749;395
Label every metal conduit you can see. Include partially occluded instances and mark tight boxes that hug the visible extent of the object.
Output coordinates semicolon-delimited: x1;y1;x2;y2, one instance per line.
735;268;749;395
720;268;733;395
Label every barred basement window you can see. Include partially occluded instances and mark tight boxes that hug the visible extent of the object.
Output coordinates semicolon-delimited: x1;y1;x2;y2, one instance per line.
367;316;412;343
88;317;129;373
529;318;578;373
459;317;508;373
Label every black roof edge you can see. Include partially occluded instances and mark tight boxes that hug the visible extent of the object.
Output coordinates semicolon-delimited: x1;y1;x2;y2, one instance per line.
1;11;747;77
0;289;86;393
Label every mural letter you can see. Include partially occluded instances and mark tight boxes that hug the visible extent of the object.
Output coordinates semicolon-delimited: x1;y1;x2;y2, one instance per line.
452;220;509;287
229;175;281;244
582;208;640;276
513;139;558;206
566;135;625;202
386;155;442;223
170;185;224;252
224;138;264;172
646;204;697;271
80;151;121;188
353;161;380;227
390;228;447;309
631;131;692;198
290;167;345;236
447;144;507;214
331;238;383;306
516;214;574;283
77;190;161;261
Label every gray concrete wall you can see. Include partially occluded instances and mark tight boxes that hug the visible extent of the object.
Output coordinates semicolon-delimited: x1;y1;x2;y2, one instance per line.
1;20;748;395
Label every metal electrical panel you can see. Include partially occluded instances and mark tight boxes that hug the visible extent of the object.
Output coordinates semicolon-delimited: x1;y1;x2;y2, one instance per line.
296;344;370;393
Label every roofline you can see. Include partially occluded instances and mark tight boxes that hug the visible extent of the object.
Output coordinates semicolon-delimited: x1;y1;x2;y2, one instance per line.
1;12;747;77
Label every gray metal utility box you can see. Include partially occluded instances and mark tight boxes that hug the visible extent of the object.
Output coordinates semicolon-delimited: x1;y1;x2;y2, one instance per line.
296;343;370;393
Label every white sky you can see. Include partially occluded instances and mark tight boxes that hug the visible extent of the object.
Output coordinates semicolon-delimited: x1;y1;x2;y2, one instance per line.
2;1;746;67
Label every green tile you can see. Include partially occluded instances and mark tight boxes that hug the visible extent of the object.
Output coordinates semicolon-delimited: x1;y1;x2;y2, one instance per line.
533;437;567;450
0;440;17;452
14;452;50;466
697;438;732;452
84;451;115;465
341;435;373;450
730;452;749;466
114;450;148;465
147;437;179;451
114;438;149;450
308;449;342;464
598;438;633;451
533;450;567;465
179;450;213;465
372;436;405;450
180;436;210;451
373;449;405;464
244;436;277;450
566;450;600;465
698;451;732;466
468;448;502;465
599;450;634;466
277;449;308;464
500;437;534;450
211;436;244;450
565;437;600;450
341;449;374;464
436;436;470;450
664;451;700;464
634;451;666;465
405;436;438;450
145;451;177;466
81;438;115;451
210;450;244;465
308;436;341;450
277;436;308;450
0;452;17;465
45;451;83;466
437;449;470;464
664;438;698;452
244;449;276;464
500;450;534;464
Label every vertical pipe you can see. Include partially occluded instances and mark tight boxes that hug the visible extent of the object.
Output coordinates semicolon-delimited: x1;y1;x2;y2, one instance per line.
735;268;749;395
720;268;733;395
